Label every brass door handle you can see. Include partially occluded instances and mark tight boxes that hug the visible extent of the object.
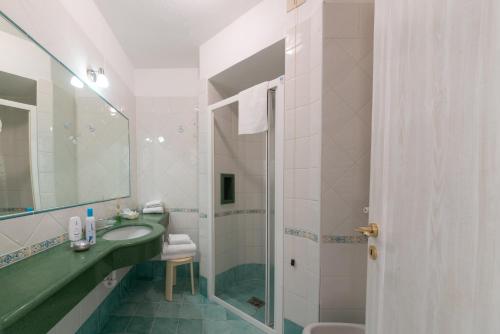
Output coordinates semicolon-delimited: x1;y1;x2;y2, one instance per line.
355;223;379;237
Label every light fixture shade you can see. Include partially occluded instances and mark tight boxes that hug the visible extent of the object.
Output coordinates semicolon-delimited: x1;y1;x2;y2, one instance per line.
96;68;109;88
109;106;117;117
70;76;84;88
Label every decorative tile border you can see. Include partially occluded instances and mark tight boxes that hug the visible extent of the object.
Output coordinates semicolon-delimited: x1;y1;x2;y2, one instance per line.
285;227;319;242
167;208;199;213
0;233;68;269
198;209;265;219
31;234;68;255
322;235;368;244
214;209;266;218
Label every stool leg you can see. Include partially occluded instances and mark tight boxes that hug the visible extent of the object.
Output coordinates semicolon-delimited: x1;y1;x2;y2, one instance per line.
190;260;195;295
166;262;174;301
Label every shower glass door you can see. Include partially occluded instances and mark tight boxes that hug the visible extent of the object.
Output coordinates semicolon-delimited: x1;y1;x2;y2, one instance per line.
212;92;275;328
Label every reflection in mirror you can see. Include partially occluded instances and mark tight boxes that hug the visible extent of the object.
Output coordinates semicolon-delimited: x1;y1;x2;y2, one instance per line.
0;103;34;215
0;13;130;218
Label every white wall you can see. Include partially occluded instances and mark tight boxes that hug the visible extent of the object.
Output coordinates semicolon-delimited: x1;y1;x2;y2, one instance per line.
58;0;135;92
320;1;374;324
135;68;199;97
282;0;323;327
135;68;200;257
199;0;286;80
213;105;267;275
197;0;287;282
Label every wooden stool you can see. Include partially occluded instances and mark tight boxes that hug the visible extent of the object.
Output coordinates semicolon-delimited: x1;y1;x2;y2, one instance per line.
165;256;195;301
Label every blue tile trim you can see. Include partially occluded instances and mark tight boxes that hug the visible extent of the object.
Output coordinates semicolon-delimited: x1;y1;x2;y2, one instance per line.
167;208;199;213
285;227;319;242
322;235;368;244
214;209;266;218
0;234;68;269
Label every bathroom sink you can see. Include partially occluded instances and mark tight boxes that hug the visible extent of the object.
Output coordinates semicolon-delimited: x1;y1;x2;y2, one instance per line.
102;225;152;241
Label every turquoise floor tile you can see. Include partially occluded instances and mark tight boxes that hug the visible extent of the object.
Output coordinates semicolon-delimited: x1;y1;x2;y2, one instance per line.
172;291;185;303
144;288;165;302
99;266;268;334
284;318;304;334
203;304;227;320
111;302;138;316
150;318;178;334
78;311;99;334
184;293;208;304
100;316;130;333
225;310;241;320
178;319;203;334
155;303;181;318
229;320;253;333
254;307;265;323
134;302;159;317
178;303;204;319
125;316;154;333
244;324;266;334
203;320;232;334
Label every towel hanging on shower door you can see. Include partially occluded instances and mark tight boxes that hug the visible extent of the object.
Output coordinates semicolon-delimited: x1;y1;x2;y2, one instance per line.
238;81;269;135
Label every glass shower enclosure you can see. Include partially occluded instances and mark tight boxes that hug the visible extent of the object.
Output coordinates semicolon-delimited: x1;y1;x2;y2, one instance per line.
208;77;283;331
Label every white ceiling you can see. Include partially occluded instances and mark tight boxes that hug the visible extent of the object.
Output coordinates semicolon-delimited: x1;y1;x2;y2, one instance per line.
94;0;263;68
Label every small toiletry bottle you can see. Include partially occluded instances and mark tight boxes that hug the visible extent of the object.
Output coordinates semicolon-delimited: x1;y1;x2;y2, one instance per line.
68;216;82;248
115;202;122;224
85;208;96;245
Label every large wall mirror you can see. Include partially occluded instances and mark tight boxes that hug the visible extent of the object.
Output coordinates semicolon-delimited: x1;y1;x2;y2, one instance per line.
0;13;130;218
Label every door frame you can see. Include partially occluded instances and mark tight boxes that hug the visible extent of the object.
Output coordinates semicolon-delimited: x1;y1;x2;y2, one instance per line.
0;98;40;211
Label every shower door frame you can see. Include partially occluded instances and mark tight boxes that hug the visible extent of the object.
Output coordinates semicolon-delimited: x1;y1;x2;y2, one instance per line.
207;76;284;334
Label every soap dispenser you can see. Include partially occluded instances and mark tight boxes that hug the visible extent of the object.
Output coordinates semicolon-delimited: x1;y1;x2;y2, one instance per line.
85;208;96;245
68;216;82;248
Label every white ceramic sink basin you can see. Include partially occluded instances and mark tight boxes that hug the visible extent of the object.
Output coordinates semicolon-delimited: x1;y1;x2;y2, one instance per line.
102;225;152;241
303;323;365;334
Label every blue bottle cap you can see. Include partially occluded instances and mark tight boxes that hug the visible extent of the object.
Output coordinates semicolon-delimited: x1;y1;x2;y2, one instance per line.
87;208;93;217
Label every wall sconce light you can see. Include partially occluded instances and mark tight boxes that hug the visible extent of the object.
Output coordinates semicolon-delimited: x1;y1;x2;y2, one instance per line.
109;106;118;117
70;76;84;88
87;67;109;88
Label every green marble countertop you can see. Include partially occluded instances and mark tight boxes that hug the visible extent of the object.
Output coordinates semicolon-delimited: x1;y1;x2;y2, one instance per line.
0;213;167;334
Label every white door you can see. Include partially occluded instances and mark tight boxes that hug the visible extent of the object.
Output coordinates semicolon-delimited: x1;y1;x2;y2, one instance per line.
366;1;500;334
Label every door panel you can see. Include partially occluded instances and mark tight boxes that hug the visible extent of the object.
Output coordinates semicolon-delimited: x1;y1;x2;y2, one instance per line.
368;1;500;333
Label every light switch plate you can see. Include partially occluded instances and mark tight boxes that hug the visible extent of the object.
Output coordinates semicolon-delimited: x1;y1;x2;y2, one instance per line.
287;0;306;12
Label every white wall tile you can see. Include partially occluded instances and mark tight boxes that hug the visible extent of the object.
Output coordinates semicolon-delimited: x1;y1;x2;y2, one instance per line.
319;2;373;324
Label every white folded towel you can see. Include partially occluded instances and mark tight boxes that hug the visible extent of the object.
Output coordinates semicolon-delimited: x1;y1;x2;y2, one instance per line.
162;251;197;260
143;207;164;214
168;234;192;245
238;81;269;135
145;200;163;208
162;242;197;256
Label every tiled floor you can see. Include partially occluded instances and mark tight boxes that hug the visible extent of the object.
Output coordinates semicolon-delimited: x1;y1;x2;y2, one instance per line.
100;276;265;334
217;279;267;324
